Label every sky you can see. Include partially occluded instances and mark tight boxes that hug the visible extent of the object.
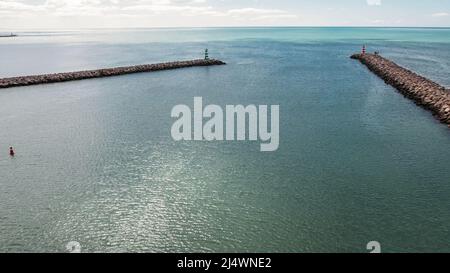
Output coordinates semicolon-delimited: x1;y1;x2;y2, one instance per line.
0;0;449;29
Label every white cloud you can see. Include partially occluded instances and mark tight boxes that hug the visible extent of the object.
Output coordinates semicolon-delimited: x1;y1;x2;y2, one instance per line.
224;8;298;21
432;12;449;17
371;19;384;24
0;0;44;12
0;0;298;24
227;8;288;16
366;0;381;6
0;0;301;28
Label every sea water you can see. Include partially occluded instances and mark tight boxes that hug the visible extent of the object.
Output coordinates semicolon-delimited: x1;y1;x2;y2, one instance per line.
0;28;449;252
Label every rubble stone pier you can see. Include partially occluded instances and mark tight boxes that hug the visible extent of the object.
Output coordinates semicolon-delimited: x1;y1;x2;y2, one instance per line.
351;53;450;127
0;59;226;89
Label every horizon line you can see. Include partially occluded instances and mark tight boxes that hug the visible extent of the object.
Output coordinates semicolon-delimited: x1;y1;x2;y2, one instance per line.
1;25;450;31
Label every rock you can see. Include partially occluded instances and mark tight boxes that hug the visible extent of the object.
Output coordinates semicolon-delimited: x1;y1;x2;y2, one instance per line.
0;59;226;89
351;53;450;127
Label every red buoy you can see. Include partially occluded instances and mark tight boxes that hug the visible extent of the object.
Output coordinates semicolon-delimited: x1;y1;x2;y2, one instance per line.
9;147;15;157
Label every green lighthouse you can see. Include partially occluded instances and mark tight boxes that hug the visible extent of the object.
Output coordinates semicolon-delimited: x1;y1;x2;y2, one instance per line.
204;48;209;60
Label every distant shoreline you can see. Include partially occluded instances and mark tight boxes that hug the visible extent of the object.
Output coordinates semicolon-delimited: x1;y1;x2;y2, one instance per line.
0;34;17;38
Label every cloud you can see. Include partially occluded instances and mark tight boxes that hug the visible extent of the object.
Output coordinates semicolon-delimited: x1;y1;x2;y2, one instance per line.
0;1;299;29
0;0;298;23
225;8;298;21
227;8;288;16
0;0;45;12
371;19;384;24
366;0;381;6
432;12;449;17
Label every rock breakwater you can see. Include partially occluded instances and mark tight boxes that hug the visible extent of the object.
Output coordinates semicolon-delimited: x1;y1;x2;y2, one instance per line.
351;53;450;127
0;59;226;89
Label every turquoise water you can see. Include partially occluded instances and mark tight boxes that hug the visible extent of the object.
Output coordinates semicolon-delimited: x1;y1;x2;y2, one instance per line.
0;28;449;253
